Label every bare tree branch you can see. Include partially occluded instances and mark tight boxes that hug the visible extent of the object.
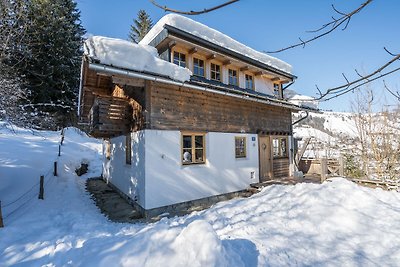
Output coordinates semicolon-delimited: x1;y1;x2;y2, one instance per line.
383;80;400;101
149;0;239;15
317;49;400;101
266;0;373;53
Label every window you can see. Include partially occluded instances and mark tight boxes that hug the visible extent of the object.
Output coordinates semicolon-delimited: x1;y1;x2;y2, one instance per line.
126;134;131;165
210;63;221;81
193;57;205;77
182;133;205;164
235;136;246;158
245;74;254;90
173;51;186;67
272;137;288;158
273;83;281;97
228;69;238;86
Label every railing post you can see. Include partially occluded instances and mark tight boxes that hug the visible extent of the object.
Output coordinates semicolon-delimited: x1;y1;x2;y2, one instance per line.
0;201;4;228
54;162;58;177
339;156;344;176
320;158;327;183
38;175;44;200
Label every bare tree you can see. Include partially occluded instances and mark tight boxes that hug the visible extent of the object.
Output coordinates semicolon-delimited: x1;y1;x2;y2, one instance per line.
352;88;400;181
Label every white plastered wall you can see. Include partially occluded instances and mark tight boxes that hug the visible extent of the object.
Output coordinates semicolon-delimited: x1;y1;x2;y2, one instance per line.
144;130;259;209
102;131;146;208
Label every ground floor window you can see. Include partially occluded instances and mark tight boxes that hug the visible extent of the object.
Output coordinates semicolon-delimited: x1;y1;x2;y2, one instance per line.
235;136;247;158
182;133;206;164
272;137;288;158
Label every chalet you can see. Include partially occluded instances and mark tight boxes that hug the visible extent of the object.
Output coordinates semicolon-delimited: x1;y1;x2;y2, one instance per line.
78;14;309;217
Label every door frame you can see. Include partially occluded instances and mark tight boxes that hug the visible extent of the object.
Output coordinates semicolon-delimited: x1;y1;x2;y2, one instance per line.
258;135;273;182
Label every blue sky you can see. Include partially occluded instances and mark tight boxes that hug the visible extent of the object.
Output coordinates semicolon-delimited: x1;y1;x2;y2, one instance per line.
76;0;400;111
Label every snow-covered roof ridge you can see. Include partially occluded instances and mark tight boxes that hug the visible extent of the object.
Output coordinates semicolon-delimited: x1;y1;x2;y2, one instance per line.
140;14;293;75
84;36;191;82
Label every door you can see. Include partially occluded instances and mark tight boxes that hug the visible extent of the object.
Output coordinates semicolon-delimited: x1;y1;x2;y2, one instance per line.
259;136;273;182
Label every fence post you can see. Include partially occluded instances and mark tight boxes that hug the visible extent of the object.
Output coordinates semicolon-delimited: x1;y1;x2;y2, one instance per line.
58;144;61;157
54;162;58;177
38;175;44;200
320;158;327;183
0;201;4;228
339;156;344;176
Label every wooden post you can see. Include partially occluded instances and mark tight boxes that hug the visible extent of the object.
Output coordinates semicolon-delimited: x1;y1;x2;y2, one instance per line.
0;201;4;228
38;175;44;200
320;158;327;183
54;162;58;176
58;144;61;157
339;156;344;176
60;135;64;145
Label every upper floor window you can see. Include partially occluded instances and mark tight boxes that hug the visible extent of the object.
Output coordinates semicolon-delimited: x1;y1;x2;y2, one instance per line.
273;83;282;97
245;74;254;90
210;63;221;81
228;69;238;86
193;57;205;77
173;51;186;68
272;137;288;158
182;133;206;165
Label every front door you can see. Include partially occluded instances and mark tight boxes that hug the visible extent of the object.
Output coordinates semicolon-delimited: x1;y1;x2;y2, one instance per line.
259;136;273;182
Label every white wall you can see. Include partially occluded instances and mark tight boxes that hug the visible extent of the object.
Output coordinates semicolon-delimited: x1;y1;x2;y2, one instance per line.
255;76;275;96
102;132;146;208
144;130;259;209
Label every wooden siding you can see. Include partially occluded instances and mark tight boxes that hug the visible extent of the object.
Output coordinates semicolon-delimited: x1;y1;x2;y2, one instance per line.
273;158;289;178
149;82;292;133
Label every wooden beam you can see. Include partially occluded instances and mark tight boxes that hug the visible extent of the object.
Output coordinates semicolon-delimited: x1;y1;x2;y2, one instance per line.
207;54;216;60
254;71;264;76
223;60;231;66
271;77;280;82
112;76;145;87
240;66;249;71
188;47;198;54
168;41;176;48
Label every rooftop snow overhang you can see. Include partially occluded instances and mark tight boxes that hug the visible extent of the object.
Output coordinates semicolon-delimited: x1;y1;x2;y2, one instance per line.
85;59;314;112
151;25;297;81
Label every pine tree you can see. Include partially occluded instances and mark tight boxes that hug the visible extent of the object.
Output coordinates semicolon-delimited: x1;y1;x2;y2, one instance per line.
17;0;85;128
128;10;153;43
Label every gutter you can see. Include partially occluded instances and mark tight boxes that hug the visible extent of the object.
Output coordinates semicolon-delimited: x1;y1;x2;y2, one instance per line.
88;62;307;111
292;110;309;126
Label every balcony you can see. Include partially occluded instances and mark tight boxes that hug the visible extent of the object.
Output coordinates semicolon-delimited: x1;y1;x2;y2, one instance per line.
89;96;132;138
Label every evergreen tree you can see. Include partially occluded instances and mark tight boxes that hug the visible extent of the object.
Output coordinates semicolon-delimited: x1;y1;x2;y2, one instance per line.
17;0;85;128
128;10;153;43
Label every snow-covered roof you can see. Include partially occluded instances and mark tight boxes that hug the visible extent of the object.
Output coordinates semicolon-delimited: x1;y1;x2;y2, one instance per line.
284;89;319;109
84;36;192;82
140;14;293;75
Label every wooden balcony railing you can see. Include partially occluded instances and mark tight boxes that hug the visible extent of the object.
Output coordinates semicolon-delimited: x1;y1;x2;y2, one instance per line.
89;96;132;138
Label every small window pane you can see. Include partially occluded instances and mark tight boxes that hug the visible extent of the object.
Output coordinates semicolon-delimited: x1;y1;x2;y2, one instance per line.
229;69;238;86
183;149;192;163
281;139;287;157
245;74;254;90
195;149;204;162
195;136;203;148
272;139;279;157
183;135;192;148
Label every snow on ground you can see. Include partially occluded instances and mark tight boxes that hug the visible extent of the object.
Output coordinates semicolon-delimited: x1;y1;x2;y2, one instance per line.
84;36;192;82
140;14;292;74
1;122;400;266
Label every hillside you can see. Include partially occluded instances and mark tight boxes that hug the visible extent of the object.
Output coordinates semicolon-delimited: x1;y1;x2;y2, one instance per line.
1;121;400;266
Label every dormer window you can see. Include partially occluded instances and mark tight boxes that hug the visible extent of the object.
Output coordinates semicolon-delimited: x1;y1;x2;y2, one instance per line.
193;57;205;77
173;51;186;68
245;74;254;90
228;69;238;86
273;83;282;98
210;63;221;81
